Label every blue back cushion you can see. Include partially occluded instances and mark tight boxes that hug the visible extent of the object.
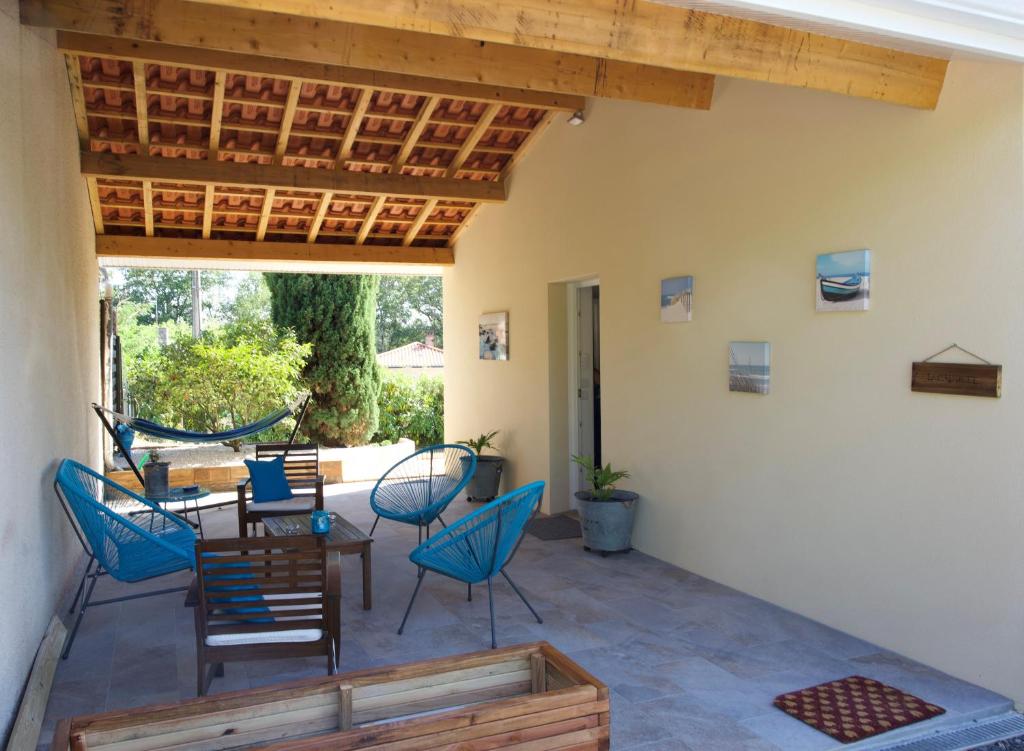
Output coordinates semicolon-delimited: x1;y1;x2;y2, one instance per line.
245;456;294;502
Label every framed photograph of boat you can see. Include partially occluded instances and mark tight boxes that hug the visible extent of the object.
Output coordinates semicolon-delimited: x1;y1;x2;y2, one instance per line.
816;249;871;312
479;311;509;360
661;276;694;322
729;341;771;394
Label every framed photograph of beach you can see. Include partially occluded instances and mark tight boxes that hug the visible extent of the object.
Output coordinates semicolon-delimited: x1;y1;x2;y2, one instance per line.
729;341;771;394
660;276;693;322
479;311;509;361
816;249;871;312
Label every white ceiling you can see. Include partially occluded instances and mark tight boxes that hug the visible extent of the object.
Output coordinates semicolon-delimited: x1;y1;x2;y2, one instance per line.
652;0;1024;60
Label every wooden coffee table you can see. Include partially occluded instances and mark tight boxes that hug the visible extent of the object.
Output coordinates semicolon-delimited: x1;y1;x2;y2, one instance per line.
263;512;373;610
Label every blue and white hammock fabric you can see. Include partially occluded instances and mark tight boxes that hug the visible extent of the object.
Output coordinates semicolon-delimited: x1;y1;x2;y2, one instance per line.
95;394;309;444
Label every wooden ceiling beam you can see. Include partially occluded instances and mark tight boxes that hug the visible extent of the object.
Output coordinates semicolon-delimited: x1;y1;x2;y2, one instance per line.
357;196;387;245
79;152;506;203
392;95;441;173
208;70;226;161
307;192;332;242
402;199;437;246
32;3;714;110
273;80;301;166
96;235;455;266
335;87;370;169
201;185;214;238
255;189;275;241
445;103;500;179
179;0;948;109
64;52;105;235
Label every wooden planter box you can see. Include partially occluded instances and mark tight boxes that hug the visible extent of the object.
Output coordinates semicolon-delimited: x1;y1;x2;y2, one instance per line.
53;642;609;751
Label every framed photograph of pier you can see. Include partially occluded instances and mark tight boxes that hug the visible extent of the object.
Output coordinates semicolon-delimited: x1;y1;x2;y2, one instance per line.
816;249;871;312
479;311;509;361
729;341;771;394
661;276;693;322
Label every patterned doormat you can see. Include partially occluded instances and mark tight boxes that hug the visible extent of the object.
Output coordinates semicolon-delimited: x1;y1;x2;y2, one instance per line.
774;675;946;744
526;514;581;540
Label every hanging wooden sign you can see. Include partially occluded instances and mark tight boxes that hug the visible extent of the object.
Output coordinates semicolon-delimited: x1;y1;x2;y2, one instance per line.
911;344;1001;398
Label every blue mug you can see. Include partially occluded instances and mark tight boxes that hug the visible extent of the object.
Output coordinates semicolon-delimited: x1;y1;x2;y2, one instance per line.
311;510;331;534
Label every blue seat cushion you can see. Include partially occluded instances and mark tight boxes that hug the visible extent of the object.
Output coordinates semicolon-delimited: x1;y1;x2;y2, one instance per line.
245;456;294;503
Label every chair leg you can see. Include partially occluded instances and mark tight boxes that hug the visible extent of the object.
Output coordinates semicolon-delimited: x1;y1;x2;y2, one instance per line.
369;515;380;536
196;655;205;697
500;569;543;624
397;568;426;635
68;556;95;614
467;582;472;602
487;577;497;649
63;568;100;659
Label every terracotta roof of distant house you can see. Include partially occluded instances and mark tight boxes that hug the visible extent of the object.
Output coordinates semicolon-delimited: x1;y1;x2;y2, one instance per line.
377;342;444;369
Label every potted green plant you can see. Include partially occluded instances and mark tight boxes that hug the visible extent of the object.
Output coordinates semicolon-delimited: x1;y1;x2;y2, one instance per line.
572;455;639;556
458;431;505;502
143;448;170;499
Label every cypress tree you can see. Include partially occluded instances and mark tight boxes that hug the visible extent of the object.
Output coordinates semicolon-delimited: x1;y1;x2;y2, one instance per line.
266;273;382;446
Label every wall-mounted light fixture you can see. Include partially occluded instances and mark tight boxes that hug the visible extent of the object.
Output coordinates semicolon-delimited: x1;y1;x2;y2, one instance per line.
567;110;585;126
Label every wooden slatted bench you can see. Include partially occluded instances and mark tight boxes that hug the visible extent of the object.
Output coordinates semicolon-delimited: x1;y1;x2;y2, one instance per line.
51;642;610;750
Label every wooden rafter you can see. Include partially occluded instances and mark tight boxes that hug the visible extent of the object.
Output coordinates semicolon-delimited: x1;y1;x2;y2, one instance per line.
445;103;499;179
274;79;301;165
356;196;386;245
131;61;150;149
181;0;948;108
30;2;714;110
256;189;275;241
80;152;507;203
335;87;370;169
307;191;332;242
64;52;105;234
402;199;438;246
96;235;455;266
393;95;440;173
142;181;154;236
499;111;554;180
208;70;226;160
202;184;214;238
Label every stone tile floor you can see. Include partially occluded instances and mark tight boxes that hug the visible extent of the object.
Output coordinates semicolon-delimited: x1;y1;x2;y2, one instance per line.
40;482;1012;750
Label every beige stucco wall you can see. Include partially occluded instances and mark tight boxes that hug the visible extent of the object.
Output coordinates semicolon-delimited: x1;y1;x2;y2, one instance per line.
444;60;1024;702
0;0;100;737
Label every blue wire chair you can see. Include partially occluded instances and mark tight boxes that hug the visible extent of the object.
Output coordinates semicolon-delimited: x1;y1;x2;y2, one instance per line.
54;459;196;658
398;481;546;648
369;444;477;543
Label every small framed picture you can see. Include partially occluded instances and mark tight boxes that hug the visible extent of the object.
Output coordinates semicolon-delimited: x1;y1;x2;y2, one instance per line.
729;341;770;394
816;249;871;312
661;276;693;322
479;311;509;361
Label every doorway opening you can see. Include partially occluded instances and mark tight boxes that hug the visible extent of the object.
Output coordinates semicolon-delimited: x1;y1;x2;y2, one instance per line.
569;280;601;503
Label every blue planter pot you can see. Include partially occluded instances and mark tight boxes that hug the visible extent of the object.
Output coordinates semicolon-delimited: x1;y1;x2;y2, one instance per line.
575;490;639;556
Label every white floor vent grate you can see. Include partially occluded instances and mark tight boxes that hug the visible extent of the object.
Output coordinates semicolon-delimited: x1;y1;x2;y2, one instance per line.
874;713;1024;751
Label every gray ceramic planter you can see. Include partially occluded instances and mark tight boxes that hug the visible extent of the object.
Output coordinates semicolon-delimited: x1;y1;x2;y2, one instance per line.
463;455;505;502
575;490;639;555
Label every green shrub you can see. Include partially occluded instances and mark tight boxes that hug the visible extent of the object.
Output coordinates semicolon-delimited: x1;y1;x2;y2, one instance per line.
124;320;310;450
373;374;444;448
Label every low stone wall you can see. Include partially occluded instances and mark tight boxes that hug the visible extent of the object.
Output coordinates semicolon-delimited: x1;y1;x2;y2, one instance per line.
106;439;416;492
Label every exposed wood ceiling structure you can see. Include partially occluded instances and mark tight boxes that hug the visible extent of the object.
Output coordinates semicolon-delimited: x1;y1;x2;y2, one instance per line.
57;33;579;268
21;0;950;270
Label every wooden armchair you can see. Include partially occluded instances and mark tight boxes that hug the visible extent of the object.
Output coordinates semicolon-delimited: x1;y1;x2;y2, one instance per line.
237;442;324;537
193;535;340;696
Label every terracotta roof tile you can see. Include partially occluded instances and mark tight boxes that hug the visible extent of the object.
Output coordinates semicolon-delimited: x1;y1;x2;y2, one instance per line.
78;53;556;247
